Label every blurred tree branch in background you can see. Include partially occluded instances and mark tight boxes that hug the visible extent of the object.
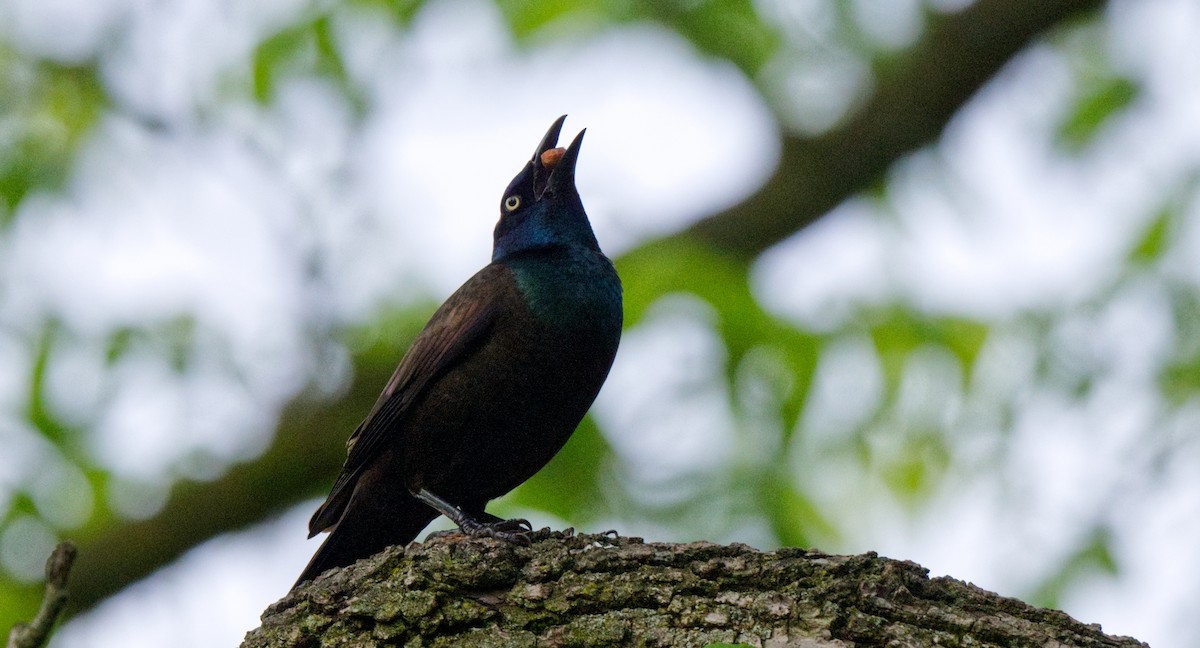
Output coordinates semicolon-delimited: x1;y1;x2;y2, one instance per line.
683;0;1103;262
66;353;398;613
53;0;1104;618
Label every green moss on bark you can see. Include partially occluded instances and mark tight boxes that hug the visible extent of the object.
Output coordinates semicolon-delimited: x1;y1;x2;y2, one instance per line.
244;531;1145;648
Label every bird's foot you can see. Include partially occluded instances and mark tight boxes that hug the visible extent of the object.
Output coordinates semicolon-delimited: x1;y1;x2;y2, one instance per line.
413;489;542;545
459;516;534;545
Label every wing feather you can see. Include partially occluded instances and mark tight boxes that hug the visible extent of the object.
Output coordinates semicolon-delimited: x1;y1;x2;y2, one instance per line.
307;271;501;536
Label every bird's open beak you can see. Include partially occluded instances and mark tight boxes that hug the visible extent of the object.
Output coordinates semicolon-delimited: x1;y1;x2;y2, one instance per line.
532;115;566;165
531;115;584;199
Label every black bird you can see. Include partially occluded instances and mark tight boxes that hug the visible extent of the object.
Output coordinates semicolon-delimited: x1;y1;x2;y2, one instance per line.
295;116;622;587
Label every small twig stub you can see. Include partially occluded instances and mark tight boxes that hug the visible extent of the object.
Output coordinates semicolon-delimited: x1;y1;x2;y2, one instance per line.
6;541;77;648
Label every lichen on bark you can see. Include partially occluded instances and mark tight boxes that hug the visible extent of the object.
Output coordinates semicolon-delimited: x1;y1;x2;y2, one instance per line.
244;531;1146;647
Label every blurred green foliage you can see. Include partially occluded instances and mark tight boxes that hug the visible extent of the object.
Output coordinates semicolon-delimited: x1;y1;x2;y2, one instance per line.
1128;203;1171;266
510;417;613;522
0;52;106;219
27;320;76;446
253;14;364;113
1160;289;1200;406
495;0;779;75
1054;24;1139;152
1030;525;1119;609
0;0;1177;638
1057;76;1137;151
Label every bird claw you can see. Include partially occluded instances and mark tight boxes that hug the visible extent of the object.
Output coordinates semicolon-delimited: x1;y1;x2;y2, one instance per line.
460;517;534;545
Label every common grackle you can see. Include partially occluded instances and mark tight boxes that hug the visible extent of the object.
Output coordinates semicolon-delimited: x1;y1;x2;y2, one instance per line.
294;116;622;587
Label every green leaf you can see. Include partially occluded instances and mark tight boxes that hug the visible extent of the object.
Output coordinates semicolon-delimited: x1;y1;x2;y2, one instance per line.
878;428;949;506
348;0;425;24
0;57;106;213
496;0;612;39
938;318;988;377
760;467;836;548
1161;351;1200;406
251;14;365;112
1128;179;1198;265
1160;287;1200;405
494;0;777;75
1129;207;1168;265
869;310;986;390
27;320;78;445
651;0;779;76
1057;76;1137;151
1028;526;1118;608
253;22;312;103
870;310;923;388
104;328;136;366
770;333;822;438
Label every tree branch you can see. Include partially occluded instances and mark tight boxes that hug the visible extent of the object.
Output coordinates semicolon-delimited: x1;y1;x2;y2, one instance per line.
681;0;1103;262
66;351;403;613
63;0;1104;618
7;542;77;648
243;532;1145;647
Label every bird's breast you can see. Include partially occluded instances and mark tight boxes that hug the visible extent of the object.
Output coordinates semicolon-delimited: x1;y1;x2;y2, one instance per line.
395;251;622;499
506;247;623;340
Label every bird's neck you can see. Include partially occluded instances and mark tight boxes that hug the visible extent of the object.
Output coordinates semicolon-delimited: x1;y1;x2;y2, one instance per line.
491;199;601;263
503;246;622;332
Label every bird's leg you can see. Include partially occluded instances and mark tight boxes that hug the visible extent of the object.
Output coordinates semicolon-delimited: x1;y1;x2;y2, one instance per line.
463;506;530;531
414;489;533;544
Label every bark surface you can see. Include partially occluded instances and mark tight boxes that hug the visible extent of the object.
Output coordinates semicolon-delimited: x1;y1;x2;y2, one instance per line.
245;531;1145;648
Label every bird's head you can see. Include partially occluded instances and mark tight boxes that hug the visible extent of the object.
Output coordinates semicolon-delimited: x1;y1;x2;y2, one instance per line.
492;115;600;261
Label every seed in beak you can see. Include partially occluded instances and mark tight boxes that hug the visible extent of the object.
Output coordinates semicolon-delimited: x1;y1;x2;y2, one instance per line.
540;147;566;170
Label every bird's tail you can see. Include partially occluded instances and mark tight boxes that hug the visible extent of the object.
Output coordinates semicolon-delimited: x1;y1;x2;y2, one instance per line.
293;494;438;589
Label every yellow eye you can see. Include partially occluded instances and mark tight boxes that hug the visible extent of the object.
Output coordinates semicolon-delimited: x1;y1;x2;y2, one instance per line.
504;195;520;212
